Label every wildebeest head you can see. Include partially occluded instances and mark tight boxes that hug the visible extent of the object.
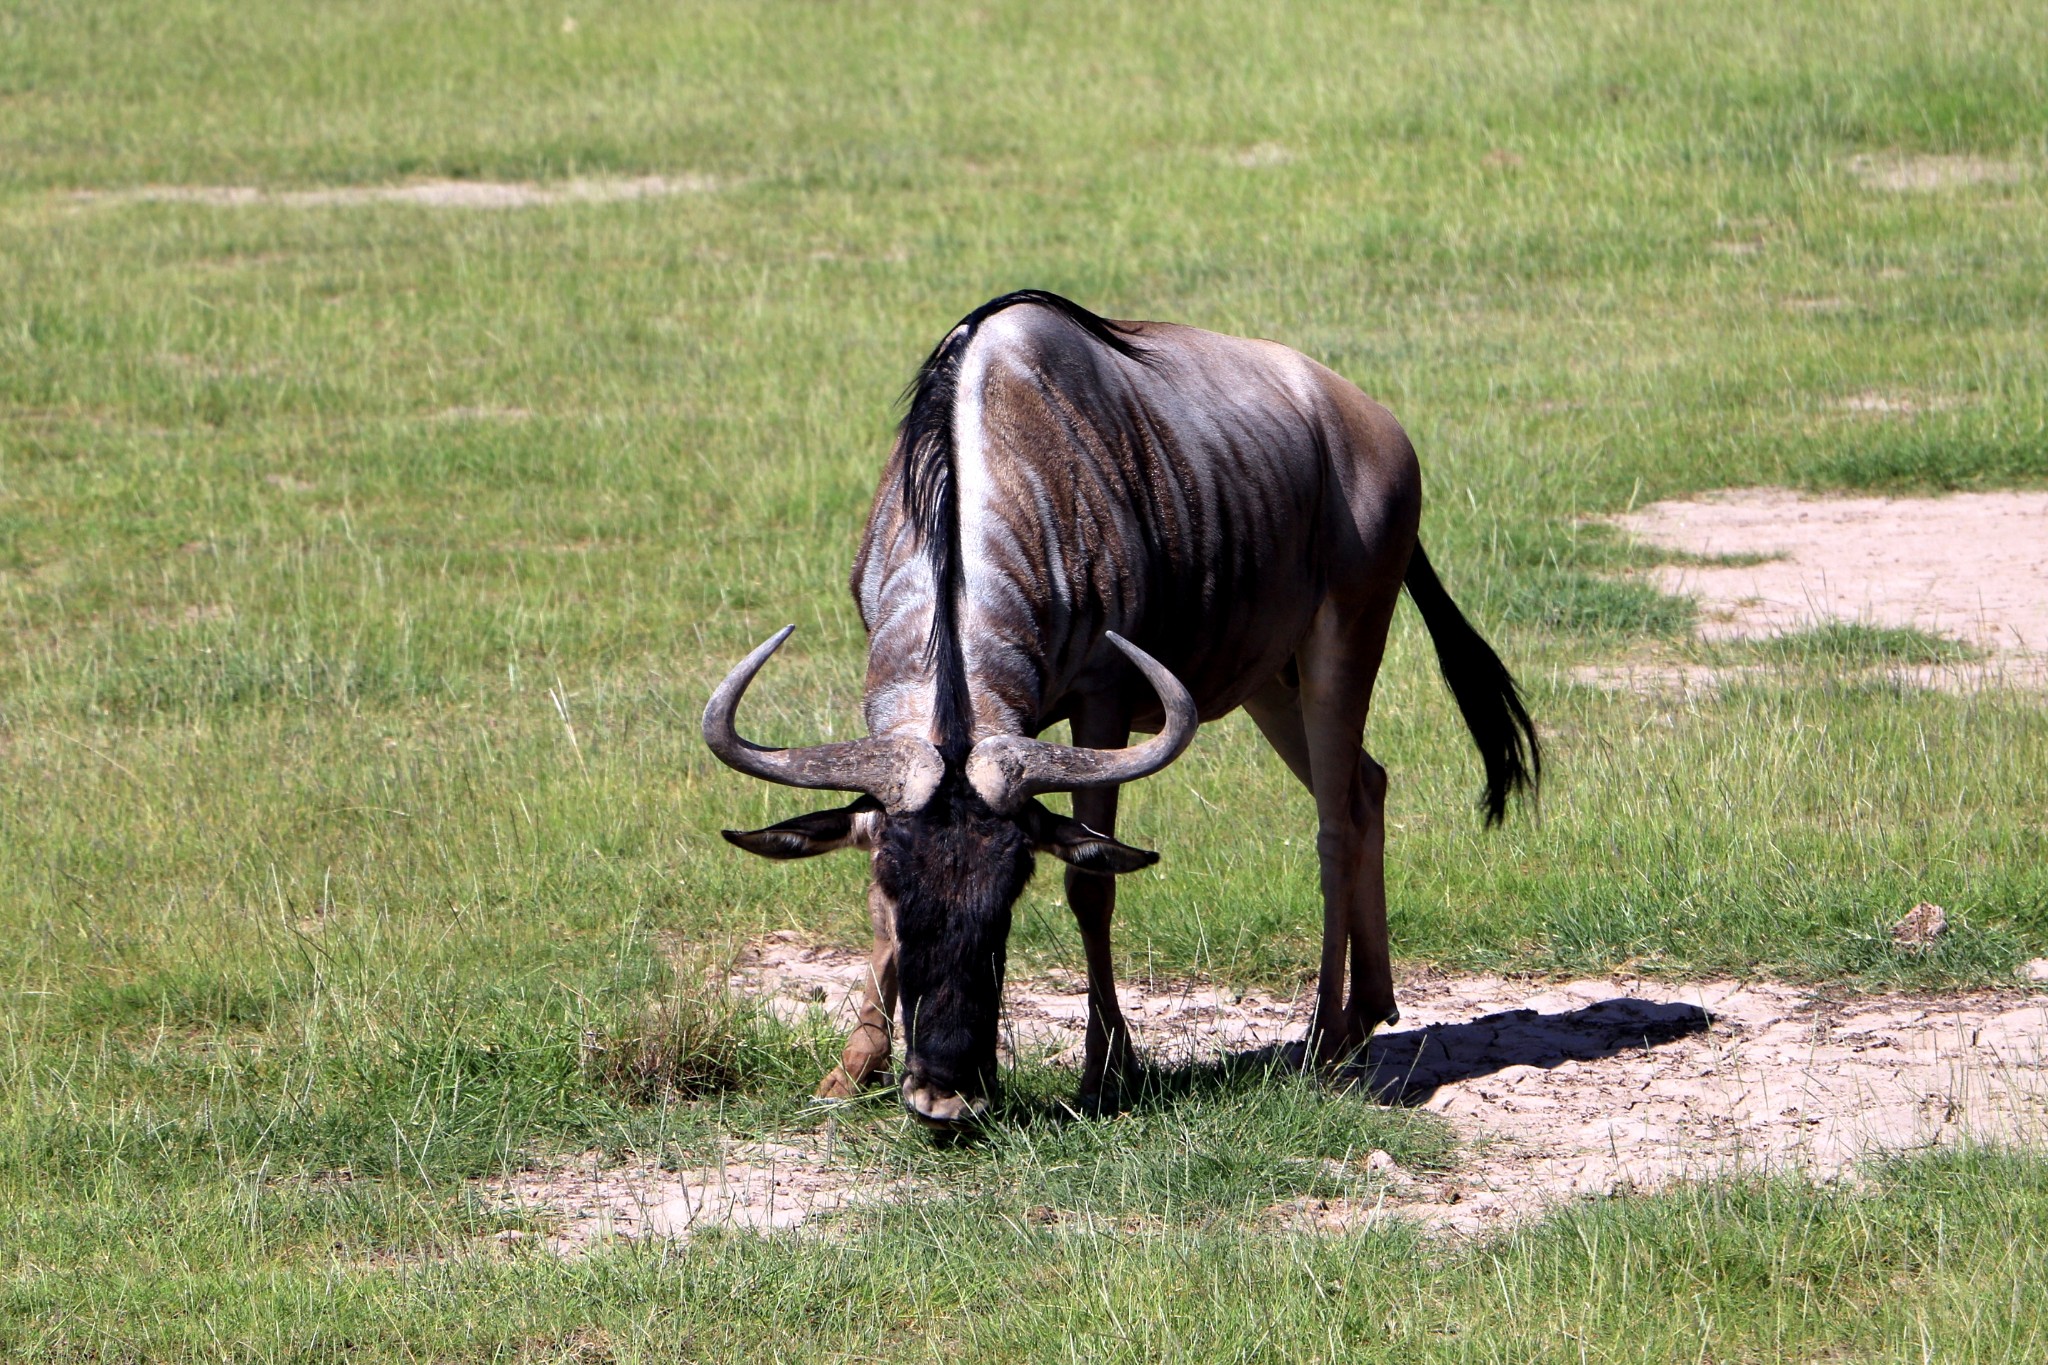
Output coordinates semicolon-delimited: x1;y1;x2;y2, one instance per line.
703;627;1195;1127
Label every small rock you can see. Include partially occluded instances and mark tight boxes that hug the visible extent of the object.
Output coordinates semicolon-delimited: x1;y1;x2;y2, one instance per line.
1892;902;1947;950
2023;959;2048;983
493;1229;527;1244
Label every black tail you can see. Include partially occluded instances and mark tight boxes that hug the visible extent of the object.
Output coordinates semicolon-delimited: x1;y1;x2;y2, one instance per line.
897;291;1147;763
1405;543;1540;825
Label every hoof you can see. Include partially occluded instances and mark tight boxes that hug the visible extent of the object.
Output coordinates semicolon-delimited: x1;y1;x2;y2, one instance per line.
816;1064;893;1100
817;1047;893;1100
815;1066;860;1101
1304;1005;1397;1068
1311;1036;1367;1068
1076;1045;1140;1117
1075;1070;1138;1117
1074;1088;1115;1118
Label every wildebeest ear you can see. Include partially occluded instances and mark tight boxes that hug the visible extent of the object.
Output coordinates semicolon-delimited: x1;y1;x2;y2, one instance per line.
722;796;885;860
1019;800;1160;875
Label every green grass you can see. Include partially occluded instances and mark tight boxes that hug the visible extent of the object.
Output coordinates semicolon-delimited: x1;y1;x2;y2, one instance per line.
1726;620;1982;666
9;1148;2048;1361
5;0;2048;1356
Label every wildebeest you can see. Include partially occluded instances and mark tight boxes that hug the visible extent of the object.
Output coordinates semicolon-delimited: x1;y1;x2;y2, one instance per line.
704;291;1537;1126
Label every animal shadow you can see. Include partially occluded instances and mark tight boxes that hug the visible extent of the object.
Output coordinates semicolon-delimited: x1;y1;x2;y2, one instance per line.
1345;997;1713;1106
987;996;1713;1129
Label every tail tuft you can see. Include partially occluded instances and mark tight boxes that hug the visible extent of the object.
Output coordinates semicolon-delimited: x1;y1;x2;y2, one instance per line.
1404;544;1540;825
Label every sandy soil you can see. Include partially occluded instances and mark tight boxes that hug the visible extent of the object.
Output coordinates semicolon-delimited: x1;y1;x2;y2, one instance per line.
1581;487;2048;693
480;939;2048;1249
72;175;717;210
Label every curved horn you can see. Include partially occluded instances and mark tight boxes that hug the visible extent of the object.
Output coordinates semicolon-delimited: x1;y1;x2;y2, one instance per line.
965;632;1198;812
702;626;944;813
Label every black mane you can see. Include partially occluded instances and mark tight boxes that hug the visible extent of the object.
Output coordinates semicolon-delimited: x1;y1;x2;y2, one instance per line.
896;291;1147;763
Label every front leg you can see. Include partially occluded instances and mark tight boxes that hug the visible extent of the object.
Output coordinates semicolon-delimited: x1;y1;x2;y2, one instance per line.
816;880;898;1098
1065;707;1139;1110
1066;874;1137;1105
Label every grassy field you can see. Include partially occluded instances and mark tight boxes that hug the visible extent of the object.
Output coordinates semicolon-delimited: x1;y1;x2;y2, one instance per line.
4;0;2048;1358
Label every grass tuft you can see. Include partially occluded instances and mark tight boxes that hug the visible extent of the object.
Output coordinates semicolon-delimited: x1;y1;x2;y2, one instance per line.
1726;621;1980;666
1496;569;1697;637
583;985;814;1104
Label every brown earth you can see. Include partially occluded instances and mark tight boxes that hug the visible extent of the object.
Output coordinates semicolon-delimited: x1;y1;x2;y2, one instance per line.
480;939;2048;1250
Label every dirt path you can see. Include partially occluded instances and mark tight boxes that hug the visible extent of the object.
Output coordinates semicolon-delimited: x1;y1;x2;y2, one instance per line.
482;940;2048;1249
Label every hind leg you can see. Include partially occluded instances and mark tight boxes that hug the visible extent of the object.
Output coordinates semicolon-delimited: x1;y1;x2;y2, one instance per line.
1246;678;1397;1059
1347;752;1396;1031
1249;598;1399;1063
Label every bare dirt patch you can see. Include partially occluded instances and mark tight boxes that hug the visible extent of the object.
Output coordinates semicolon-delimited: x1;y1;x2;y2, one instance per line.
748;943;2047;1234
481;939;2048;1250
1835;389;1962;417
430;405;534;423
1582;487;2048;692
481;1138;915;1255
1228;142;1297;169
72;174;718;211
1297;976;2048;1235
1847;153;2030;192
1781;295;1851;314
732;929;1302;1068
